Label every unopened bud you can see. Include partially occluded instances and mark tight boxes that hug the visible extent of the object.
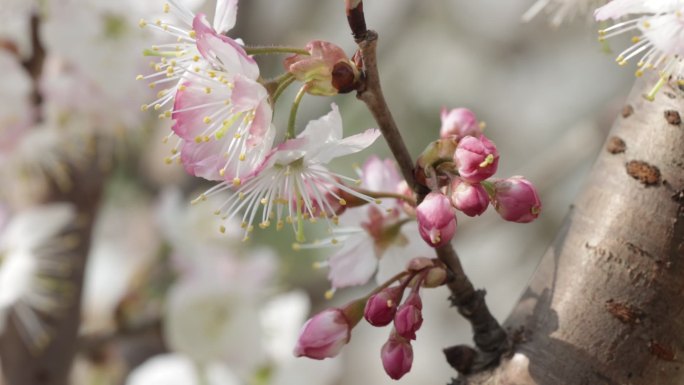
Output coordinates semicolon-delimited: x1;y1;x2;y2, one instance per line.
454;135;499;183
422;267;448;288
491;177;541;223
364;286;405;327
381;332;413;380
440;107;482;140
416;192;457;248
449;178;489;217
394;292;423;340
406;257;434;272
284;40;359;96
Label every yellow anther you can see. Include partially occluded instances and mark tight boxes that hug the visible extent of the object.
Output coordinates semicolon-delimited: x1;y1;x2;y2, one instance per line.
193;55;200;62
339;199;347;206
165;110;172;118
260;198;268;205
203;136;210;142
292;243;302;251
140;105;149;112
164;157;172;164
374;199;382;204
276;220;284;230
219;225;226;234
241;222;248;229
324;290;335;300
163;3;170;13
139;19;147;28
194;136;202;143
149;83;156;89
219;168;226;177
233;177;241;186
631;36;640;43
204;87;212;94
203;117;212;124
178;85;187;91
136;74;144;80
239;153;246;161
386;299;393;308
154;104;162;111
259;221;271;229
189;30;197;38
331;238;338;245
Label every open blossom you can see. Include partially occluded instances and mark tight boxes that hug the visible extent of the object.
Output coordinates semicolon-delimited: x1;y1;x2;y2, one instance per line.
300;157;430;290
201;104;379;241
522;0;608;26
596;0;684;99
0;204;76;352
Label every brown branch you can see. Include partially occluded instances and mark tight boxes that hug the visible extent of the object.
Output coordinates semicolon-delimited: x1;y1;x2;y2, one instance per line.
346;2;508;376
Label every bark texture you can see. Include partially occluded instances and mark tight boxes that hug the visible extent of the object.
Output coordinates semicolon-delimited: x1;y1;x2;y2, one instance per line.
464;78;684;385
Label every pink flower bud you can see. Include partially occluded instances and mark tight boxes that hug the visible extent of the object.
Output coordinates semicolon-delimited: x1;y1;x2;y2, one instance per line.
284;40;359;96
381;333;414;380
394;292;423;340
491;177;542;223
416;192;457;248
449;178;489;217
294;308;351;359
440;107;482;140
364;286;405;327
454;135;499;183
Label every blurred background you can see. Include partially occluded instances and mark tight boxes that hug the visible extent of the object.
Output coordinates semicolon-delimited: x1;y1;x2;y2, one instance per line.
0;0;633;384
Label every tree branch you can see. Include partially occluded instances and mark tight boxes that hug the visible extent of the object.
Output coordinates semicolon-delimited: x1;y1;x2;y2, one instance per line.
346;1;509;375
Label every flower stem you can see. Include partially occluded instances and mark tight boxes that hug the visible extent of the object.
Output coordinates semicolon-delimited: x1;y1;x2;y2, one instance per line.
353;187;417;206
287;86;307;139
272;73;296;104
245;45;310;56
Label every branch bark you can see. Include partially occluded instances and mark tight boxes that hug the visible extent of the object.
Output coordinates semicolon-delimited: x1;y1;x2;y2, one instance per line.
463;77;684;384
346;1;509;374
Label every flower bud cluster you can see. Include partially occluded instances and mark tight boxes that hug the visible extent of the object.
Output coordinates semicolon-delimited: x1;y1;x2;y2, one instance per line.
294;258;448;380
413;108;542;248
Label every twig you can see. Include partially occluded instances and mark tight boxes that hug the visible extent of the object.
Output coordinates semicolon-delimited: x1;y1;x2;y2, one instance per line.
346;0;508;375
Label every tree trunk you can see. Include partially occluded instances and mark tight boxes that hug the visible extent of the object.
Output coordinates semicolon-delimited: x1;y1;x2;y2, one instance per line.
466;76;684;385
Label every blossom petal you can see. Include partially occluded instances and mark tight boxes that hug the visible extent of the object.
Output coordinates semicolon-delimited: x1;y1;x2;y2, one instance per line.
213;0;238;34
594;0;678;21
179;140;224;181
361;156;401;192
193;14;259;80
327;236;378;288
313;128;381;164
298;103;343;148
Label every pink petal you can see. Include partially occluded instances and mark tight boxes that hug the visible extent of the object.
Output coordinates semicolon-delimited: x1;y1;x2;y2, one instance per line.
193;14;259;80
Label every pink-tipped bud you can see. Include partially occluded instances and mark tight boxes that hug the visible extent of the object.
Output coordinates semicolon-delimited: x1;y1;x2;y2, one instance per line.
491;177;542;223
449;178;489;217
364;286;405;327
294;305;358;359
381;333;414;380
394;292;423;340
416;192;457;248
284;40;359;96
440;107;482;140
454;135;499;183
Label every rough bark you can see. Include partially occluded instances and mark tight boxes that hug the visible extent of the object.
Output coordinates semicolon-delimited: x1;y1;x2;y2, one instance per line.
0;162;103;385
463;77;684;385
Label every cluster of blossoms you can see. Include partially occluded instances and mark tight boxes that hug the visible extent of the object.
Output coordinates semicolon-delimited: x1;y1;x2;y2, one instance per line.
414;108;542;249
595;0;684;100
294;257;448;380
138;0;376;243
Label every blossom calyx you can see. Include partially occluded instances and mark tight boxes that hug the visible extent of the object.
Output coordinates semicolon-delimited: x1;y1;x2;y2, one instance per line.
381;332;414;380
294;299;364;360
491;177;542;223
454;135;499;183
450;178;489;217
364;286;405;327
284;40;360;96
393;291;423;340
440;107;482;140
416;192;457;248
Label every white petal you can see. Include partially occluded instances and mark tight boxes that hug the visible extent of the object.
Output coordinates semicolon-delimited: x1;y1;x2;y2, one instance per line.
327;236;378;288
312;128;381;164
126;354;240;385
260;290;310;363
213;0;239;33
298;103;343;148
